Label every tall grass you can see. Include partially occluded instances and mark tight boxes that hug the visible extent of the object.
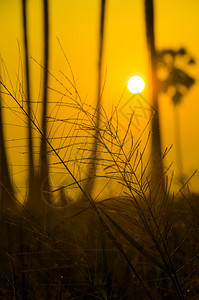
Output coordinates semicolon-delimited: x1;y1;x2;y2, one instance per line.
1;62;199;298
0;1;199;299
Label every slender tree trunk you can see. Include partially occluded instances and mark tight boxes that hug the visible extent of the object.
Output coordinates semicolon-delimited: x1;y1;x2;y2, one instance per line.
144;0;165;196
174;105;184;184
40;0;50;203
0;91;14;210
81;0;107;200
22;0;35;198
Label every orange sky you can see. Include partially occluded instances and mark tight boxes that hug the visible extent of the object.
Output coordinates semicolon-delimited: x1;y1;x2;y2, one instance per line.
0;0;199;195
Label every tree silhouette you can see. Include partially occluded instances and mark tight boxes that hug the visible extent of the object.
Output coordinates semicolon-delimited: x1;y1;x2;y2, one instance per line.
22;0;35;198
22;0;51;212
0;86;15;210
39;0;50;205
156;48;195;183
144;0;165;196
81;0;107;200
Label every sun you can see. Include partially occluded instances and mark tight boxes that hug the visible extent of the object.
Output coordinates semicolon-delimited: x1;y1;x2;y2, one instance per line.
128;76;145;93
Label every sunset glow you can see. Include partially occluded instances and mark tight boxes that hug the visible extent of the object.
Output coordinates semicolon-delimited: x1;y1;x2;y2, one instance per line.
1;1;199;298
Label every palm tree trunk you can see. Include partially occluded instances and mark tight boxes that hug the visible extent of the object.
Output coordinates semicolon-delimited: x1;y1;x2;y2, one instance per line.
40;0;50;202
144;0;165;196
81;0;107;200
174;105;184;184
0;91;14;210
22;0;35;197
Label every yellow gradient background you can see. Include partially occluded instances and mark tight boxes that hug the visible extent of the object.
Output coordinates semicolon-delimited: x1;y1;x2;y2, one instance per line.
0;0;199;193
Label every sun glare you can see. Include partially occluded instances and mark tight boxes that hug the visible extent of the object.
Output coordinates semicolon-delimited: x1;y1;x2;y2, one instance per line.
128;76;145;93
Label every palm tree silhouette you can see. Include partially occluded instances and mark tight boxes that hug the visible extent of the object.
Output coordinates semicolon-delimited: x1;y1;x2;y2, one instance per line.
81;0;107;200
156;48;195;183
22;0;51;212
144;0;165;196
22;0;35;200
39;0;50;204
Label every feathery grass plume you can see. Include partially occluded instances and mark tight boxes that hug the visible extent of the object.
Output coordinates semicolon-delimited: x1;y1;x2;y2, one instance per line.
0;68;155;299
81;0;107;200
21;0;35;200
1;63;199;298
144;0;165;197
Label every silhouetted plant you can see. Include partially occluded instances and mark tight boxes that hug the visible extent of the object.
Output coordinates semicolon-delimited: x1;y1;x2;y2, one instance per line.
82;0;107;200
1;1;199;299
40;0;50;204
21;0;35;197
144;0;165;197
156;48;195;182
0;81;14;210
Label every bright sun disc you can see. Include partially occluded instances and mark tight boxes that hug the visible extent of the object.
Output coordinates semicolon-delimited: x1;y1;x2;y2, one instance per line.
128;76;145;93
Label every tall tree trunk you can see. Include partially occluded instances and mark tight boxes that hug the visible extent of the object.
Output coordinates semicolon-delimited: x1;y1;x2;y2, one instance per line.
144;0;165;197
0;90;15;211
81;0;107;200
39;0;50;204
22;0;35;200
174;105;184;184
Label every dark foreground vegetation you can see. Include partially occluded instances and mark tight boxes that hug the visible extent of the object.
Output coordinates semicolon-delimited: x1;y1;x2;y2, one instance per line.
1;180;199;299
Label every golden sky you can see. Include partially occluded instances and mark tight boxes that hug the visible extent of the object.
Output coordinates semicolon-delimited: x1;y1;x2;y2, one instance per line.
0;0;199;193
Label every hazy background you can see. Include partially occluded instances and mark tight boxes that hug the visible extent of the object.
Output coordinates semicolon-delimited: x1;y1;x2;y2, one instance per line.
0;0;199;194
